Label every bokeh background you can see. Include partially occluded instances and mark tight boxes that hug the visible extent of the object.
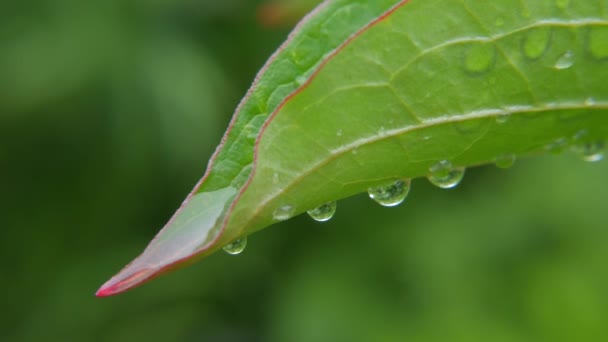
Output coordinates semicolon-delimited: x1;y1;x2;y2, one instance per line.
2;0;608;341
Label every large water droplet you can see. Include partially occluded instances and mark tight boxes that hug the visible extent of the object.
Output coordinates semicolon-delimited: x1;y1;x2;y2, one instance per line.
223;237;247;255
495;153;517;169
273;204;295;221
523;27;551;60
428;160;465;189
368;179;411;207
554;51;574;70
587;26;608;60
464;42;496;74
555;0;570;9
572;141;605;162
307;201;337;222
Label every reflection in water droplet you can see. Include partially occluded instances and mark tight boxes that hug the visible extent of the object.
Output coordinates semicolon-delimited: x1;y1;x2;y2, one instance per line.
587;26;608;60
523;27;551;60
584;97;596;106
368;179;411;207
495;153;517;169
554;51;574;70
545;137;569;154
223;237;247;255
427;160;465;189
555;0;570;9
496;113;510;124
464;42;496;74
572;141;605;162
273;204;295;221
307;201;337;222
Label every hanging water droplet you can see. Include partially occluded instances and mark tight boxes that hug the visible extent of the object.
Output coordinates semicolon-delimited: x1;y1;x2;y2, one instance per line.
554;51;574;70
495;153;517;169
368;179;411;207
572;141;605;162
555;0;570;9
427;160;465;189
545;137;569;154
307;201;337;222
495;113;510;124
523;27;551;60
464;42;496;74
223;237;247;255
587;26;608;60
273;204;295;221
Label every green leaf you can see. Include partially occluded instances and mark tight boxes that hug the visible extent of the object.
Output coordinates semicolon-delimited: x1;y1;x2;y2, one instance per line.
97;0;608;296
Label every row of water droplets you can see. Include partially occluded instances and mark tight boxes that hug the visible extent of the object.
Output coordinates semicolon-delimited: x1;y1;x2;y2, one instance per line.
224;134;605;255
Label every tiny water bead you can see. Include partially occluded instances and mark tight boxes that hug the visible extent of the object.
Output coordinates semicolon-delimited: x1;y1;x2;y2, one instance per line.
554;51;574;70
464;42;496;74
572;141;605;162
223;237;247;255
495;113;510;124
495;153;517;169
545;137;569;154
307;201;337;222
273;204;295;221
427;160;465;189
368;179;411;207
588;26;608;60
523;27;551;60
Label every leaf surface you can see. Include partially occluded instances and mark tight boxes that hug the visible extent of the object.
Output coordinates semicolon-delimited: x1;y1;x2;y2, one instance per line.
97;0;608;296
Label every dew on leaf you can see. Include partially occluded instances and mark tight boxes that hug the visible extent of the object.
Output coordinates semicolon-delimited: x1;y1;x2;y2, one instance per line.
523;27;551;60
336;129;343;137
368;179;411;207
495;153;517;169
584;97;596;106
545;137;569;154
572;141;605;162
495;113;510;124
554;51;574;70
587;26;608;60
273;204;295;221
464;42;496;74
427;160;465;189
223;237;247;255
307;201;337;222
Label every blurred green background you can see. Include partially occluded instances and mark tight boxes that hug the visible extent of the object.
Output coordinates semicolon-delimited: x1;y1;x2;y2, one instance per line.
2;0;608;341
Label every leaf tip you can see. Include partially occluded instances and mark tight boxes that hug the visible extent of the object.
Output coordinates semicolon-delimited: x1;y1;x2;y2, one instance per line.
95;267;156;297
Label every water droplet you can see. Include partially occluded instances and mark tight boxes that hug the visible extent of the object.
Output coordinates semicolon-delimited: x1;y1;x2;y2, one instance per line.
307;201;337;222
572;141;605;162
545;137;569;154
494;17;505;27
496;113;510;124
336;129;343;137
587;26;608;60
523;27;551;60
584;97;596;106
555;0;570;9
572;129;589;142
427;161;465;189
295;75;307;85
464;42;496;74
223;237;247;255
273;204;295;221
554;51;574;70
368;179;411;207
495;153;517;169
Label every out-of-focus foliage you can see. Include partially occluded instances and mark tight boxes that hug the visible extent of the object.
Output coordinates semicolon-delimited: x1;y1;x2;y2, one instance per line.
1;0;607;341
